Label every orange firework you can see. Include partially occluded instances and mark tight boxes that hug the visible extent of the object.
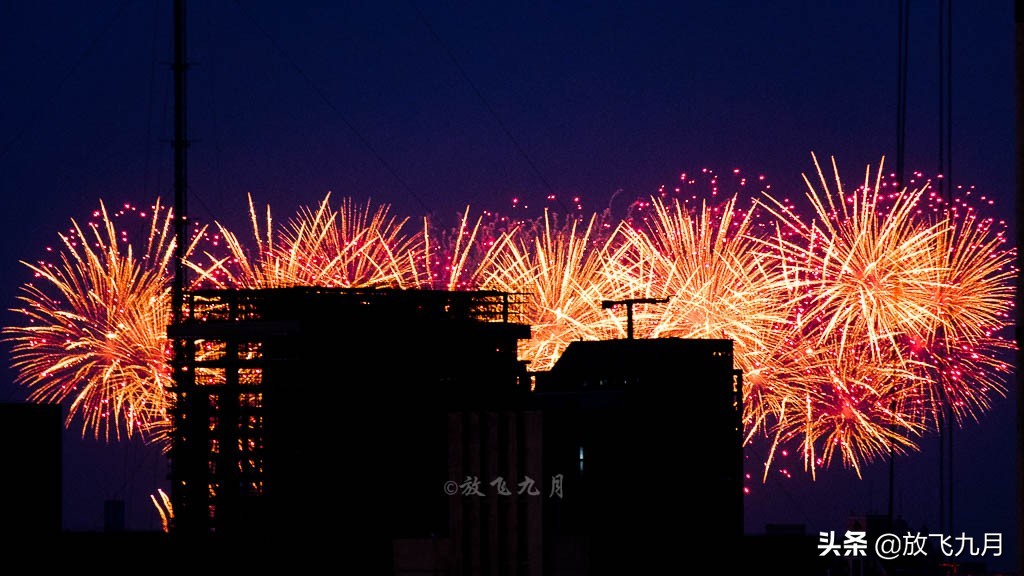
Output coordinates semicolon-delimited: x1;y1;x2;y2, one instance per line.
6;156;1014;480
420;206;488;291
925;211;1015;342
757;154;1015;475
907;209;1016;427
762;154;948;360
4;200;202;446
477;210;619;371
770;335;928;479
608;195;795;442
197;193;423;289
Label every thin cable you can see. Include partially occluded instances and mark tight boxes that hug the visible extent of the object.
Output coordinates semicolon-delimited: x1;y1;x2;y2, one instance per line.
945;0;954;537
143;0;160;197
0;0;138;163
896;0;910;188
938;0;947;536
408;1;571;214
937;0;956;537
743;445;816;528
230;1;428;212
202;0;227;215
889;0;910;526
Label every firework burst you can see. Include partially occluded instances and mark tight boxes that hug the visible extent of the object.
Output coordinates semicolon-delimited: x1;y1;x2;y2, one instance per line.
419;206;499;291
6;155;1015;479
755;154;1015;476
197;193;423;289
762;154;948;360
606;195;795;441
767;334;928;479
4;200;201;446
477;210;618;371
906;208;1016;427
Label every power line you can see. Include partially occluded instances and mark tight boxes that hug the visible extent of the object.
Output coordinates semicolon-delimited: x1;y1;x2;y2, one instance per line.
142;0;161;198
408;1;571;213
205;3;227;216
942;0;954;537
935;0;955;539
889;0;910;526
0;0;138;164
230;1;428;212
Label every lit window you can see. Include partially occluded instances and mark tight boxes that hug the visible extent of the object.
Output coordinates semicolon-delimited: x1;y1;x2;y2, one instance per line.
239;393;262;408
195;368;226;386
194;340;226;361
193;296;230;322
239;342;263;361
239;368;263;386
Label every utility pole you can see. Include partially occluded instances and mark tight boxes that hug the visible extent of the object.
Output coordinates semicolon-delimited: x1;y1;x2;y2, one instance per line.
601;298;669;340
1014;1;1023;573
169;0;188;534
172;0;188;324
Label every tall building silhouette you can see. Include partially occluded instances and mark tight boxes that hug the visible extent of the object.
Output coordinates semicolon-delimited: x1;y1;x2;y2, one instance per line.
168;288;530;568
0;403;62;538
168;288;742;573
535;338;741;574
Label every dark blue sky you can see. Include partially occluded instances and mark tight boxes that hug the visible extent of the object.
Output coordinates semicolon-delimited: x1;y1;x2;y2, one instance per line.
0;1;1016;569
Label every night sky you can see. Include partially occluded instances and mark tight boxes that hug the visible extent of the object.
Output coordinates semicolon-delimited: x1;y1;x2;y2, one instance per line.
0;1;1016;569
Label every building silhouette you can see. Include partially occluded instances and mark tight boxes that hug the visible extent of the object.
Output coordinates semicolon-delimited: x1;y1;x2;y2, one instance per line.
0;403;61;539
167;287;742;573
168;288;530;568
534;338;741;574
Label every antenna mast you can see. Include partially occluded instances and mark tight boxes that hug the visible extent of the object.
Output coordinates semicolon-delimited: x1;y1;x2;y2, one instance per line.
172;0;188;323
601;298;669;340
